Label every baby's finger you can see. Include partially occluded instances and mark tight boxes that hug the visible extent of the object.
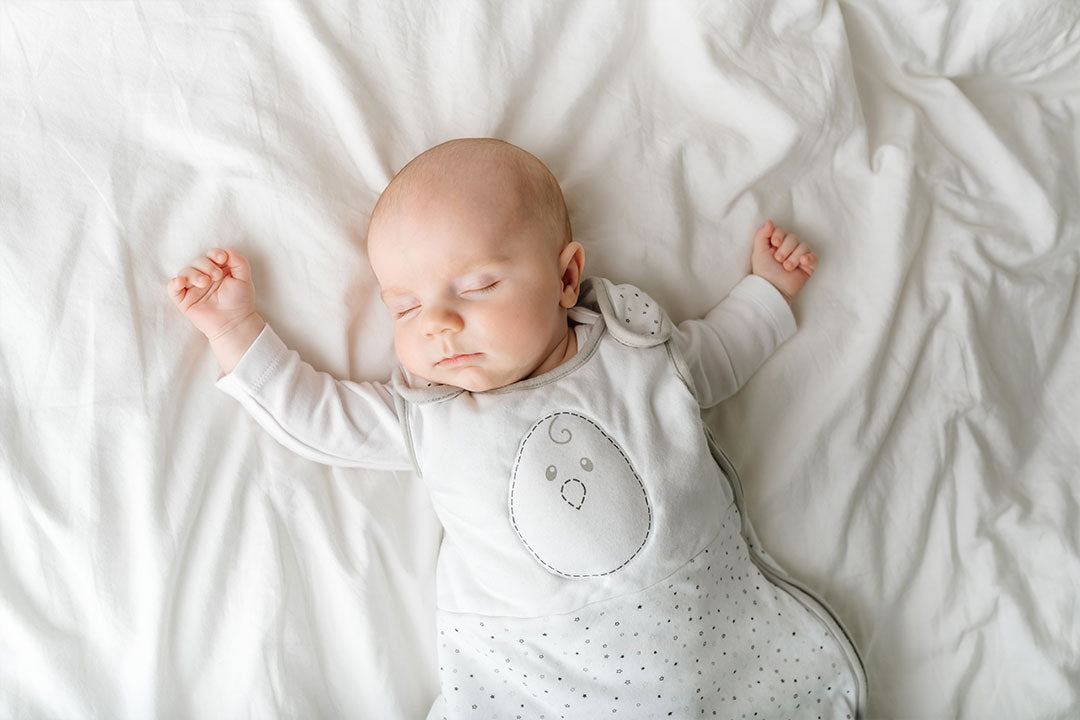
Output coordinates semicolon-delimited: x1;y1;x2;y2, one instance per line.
770;226;786;248
167;276;188;301
175;265;210;288
191;256;223;282
775;233;799;263
207;248;228;266
799;252;818;276
219;247;253;284
752;220;776;251
783;241;812;271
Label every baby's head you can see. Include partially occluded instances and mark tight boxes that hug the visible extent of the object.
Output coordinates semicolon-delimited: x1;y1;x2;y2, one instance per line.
367;138;585;392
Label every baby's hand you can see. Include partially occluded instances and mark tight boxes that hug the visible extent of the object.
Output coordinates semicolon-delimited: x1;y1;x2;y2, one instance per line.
749;220;817;303
167;248;257;340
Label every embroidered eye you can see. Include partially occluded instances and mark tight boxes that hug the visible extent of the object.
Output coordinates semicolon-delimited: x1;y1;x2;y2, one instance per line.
545;465;557;481
580;457;593;472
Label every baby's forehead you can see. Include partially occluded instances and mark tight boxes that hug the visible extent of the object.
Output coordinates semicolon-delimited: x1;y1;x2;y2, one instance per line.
368;139;568;269
395;227;534;272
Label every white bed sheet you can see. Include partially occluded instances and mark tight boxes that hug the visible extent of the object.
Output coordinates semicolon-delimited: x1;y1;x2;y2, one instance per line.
2;1;1078;718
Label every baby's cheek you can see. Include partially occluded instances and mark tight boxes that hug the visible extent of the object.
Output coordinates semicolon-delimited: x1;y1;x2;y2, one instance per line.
503;320;550;365
394;333;424;373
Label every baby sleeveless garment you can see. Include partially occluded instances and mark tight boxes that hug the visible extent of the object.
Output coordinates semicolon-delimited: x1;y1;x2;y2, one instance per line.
388;278;866;719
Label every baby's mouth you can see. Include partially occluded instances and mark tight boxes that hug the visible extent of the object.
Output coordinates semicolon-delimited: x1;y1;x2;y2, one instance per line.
436;352;483;369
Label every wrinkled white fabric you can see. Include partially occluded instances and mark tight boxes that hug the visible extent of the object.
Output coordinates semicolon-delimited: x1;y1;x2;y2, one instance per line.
3;1;1079;718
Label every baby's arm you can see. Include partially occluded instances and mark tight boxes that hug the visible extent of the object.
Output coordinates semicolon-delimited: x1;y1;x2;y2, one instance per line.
168;249;412;471
671;221;815;407
214;323;412;470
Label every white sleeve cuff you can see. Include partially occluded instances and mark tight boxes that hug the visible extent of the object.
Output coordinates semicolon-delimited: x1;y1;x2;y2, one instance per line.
215;323;288;395
729;274;797;344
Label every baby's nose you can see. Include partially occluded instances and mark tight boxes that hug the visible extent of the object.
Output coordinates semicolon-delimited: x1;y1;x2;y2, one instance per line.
422;306;464;335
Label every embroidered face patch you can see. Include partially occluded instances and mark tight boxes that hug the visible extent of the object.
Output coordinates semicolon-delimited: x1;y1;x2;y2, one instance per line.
509;411;652;578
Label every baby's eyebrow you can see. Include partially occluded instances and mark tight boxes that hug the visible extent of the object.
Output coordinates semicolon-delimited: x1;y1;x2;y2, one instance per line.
379;287;416;304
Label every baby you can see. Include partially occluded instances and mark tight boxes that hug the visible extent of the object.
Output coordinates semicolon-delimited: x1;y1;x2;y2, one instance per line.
168;138;865;718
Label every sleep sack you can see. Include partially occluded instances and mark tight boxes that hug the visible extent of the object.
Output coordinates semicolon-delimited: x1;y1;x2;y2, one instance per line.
216;275;867;719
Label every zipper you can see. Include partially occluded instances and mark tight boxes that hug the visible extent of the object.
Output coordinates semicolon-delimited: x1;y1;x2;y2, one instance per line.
706;428;869;718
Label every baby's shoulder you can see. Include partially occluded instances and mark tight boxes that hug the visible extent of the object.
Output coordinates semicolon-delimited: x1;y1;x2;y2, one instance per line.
579;277;673;348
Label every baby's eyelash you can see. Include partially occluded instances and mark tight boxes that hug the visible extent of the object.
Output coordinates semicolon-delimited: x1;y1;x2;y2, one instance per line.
396;306;420;319
467;281;499;295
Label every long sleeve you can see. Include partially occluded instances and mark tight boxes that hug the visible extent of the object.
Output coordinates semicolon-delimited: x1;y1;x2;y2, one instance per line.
215;324;413;471
670;274;797;408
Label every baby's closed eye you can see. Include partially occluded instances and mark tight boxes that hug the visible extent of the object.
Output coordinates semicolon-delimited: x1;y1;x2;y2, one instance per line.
462;280;500;295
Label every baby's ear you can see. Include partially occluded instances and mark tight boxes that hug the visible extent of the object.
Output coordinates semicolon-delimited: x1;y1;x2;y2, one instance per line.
559;241;585;308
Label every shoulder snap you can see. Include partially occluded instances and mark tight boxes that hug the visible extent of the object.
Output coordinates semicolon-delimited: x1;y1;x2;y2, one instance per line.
580;277;673;348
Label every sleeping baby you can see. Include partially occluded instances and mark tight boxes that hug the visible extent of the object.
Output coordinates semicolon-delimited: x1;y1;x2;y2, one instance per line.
167;138;866;718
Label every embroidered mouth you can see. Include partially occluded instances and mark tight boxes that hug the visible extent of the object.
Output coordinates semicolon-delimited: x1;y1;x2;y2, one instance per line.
560;478;587;509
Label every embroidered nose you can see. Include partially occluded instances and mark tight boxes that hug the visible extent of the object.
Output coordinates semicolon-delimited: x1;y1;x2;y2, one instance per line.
560;478;587;510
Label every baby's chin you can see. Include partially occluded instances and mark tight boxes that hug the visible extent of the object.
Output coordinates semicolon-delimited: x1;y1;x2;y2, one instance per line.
408;364;518;393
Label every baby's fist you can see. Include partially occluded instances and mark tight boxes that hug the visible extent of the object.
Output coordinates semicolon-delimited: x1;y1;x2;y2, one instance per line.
750;220;817;303
167;247;257;340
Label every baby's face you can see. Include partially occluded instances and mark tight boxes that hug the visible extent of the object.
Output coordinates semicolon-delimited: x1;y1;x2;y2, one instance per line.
368;171;578;392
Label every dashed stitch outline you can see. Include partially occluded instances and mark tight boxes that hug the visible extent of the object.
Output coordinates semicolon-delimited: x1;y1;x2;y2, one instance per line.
508;410;652;578
559;478;587;509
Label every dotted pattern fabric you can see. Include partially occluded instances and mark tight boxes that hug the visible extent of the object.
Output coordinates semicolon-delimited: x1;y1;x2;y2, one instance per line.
603;282;671;346
429;502;858;719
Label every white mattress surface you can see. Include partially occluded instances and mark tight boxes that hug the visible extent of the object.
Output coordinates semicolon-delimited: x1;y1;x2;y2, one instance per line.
2;1;1078;718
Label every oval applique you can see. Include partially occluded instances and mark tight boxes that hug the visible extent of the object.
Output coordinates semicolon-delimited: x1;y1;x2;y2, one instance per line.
509;411;652;578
